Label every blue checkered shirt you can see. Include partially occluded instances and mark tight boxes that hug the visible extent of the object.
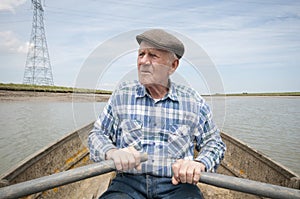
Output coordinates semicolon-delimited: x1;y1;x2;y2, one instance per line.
88;80;225;177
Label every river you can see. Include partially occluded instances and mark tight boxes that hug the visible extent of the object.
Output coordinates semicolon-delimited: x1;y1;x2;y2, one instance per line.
0;96;299;176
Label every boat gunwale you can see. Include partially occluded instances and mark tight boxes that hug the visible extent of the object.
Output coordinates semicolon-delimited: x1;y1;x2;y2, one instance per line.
221;131;300;179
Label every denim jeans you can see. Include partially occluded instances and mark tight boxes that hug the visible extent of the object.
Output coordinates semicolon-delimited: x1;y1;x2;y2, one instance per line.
99;173;204;199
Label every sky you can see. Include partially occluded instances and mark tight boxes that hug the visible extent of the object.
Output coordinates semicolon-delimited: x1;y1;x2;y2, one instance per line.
0;0;299;94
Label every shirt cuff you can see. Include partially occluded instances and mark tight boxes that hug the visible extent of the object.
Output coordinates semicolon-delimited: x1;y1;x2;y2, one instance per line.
100;144;117;160
195;156;213;172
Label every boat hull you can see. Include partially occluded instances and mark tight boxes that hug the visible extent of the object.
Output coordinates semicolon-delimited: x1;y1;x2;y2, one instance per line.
1;123;299;198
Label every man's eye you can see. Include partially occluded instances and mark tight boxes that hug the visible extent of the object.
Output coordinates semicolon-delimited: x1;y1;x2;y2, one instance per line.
150;53;157;58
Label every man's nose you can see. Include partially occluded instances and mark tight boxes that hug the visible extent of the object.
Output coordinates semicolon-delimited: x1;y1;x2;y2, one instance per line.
140;55;151;65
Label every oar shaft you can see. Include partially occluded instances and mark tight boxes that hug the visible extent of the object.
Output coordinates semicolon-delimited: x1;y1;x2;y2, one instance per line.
1;154;299;199
0;154;148;199
200;172;300;199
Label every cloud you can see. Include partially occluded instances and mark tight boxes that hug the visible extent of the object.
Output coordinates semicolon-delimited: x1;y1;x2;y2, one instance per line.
0;0;27;13
0;31;29;54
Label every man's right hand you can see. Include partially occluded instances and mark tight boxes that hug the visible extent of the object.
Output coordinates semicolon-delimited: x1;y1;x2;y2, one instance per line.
106;147;141;171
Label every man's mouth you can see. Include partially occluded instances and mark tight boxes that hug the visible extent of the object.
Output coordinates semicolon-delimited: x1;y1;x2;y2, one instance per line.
140;70;151;74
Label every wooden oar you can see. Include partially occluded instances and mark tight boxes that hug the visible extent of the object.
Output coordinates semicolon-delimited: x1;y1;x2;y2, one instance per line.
200;172;300;199
0;154;299;199
0;154;148;199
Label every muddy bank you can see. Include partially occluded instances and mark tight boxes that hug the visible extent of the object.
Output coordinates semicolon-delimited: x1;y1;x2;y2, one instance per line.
0;90;111;102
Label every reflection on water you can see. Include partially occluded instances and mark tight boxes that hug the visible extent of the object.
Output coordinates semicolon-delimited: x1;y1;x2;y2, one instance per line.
0;97;299;176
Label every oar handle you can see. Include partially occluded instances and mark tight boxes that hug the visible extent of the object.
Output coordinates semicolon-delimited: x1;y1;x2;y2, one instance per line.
0;153;148;199
200;172;300;199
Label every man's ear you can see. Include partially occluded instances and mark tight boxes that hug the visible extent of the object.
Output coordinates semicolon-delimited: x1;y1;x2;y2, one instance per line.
169;59;179;75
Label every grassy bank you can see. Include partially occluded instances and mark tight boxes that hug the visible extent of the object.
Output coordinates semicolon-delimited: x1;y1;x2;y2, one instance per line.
1;83;299;96
212;92;300;96
0;83;112;95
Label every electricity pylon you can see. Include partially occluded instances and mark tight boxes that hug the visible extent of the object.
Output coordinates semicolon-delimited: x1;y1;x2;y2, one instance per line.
23;0;54;86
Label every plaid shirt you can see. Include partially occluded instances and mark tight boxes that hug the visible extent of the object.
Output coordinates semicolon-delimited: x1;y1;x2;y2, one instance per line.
88;80;225;177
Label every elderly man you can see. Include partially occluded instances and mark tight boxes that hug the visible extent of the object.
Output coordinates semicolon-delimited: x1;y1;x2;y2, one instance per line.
88;29;226;199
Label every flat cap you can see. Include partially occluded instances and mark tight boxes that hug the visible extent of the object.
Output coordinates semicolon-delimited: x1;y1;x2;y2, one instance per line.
136;29;185;59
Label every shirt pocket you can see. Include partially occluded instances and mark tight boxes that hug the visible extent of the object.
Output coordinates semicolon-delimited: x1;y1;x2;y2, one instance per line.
120;119;143;150
168;124;191;158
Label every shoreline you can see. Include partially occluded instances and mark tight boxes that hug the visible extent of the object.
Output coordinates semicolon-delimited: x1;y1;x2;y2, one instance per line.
0;90;111;102
0;83;299;98
1;90;299;102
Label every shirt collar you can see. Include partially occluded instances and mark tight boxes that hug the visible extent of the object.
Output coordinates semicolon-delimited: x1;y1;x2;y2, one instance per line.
135;80;179;102
136;82;147;98
167;81;179;102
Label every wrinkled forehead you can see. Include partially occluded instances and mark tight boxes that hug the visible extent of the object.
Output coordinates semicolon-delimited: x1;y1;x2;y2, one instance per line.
138;41;170;54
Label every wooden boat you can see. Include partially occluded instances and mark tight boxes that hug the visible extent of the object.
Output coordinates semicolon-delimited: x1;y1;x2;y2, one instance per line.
0;122;299;199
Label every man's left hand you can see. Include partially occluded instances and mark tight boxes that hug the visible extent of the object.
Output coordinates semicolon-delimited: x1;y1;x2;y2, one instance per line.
172;159;206;185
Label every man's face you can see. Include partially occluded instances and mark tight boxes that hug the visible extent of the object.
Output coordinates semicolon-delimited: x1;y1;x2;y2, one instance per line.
137;42;176;88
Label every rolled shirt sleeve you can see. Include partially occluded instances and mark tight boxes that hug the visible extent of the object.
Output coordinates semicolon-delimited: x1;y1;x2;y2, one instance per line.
194;102;226;172
88;97;118;162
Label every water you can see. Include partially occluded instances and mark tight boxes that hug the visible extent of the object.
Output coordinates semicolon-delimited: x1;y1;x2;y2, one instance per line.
0;97;299;176
214;96;300;176
0;101;105;176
